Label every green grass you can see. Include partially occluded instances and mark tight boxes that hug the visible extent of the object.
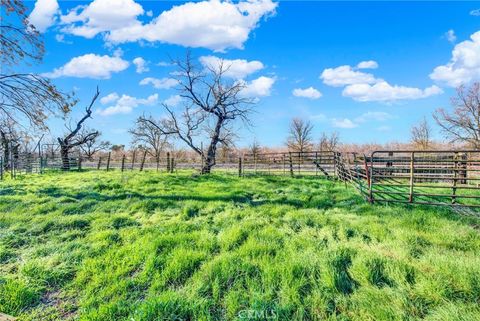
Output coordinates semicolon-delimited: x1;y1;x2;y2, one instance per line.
0;170;479;320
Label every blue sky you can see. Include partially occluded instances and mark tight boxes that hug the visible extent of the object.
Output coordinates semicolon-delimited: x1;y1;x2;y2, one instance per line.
19;1;480;148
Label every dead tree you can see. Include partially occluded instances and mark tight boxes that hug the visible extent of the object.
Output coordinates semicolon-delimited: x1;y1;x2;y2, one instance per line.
57;88;100;170
139;52;255;174
129;116;170;170
249;138;262;158
318;132;340;152
434;83;480;149
286;118;314;153
79;128;110;161
410;117;432;150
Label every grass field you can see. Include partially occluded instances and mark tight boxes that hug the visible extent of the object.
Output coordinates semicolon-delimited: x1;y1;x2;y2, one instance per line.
1;171;480;321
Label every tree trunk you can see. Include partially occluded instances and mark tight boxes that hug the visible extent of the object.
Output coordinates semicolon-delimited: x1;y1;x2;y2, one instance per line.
0;131;9;169
60;145;70;170
201;117;223;174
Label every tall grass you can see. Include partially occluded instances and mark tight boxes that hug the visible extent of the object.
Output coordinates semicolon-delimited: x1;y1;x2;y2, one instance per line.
0;171;479;320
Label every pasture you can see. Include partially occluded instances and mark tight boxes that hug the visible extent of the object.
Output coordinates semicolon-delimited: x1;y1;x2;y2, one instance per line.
1;171;480;320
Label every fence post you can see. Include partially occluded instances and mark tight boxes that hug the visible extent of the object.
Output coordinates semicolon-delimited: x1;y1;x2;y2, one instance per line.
283;154;286;176
140;150;147;171
452;152;458;204
238;157;242;177
170;156;174;173
333;152;337;179
39;156;43;174
409;152;415;203
131;150;136;170
166;152;171;172
363;154;372;203
97;157;102;170
121;154;126;172
78;153;82;171
368;153;374;203
289;152;294;177
106;152;111;171
0;158;3;180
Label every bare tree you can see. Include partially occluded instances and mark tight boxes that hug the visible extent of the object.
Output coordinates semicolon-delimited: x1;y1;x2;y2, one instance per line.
139;52;255;174
129;116;170;169
57;88;100;170
410;117;432;150
249;138;262;157
318;132;340;152
286;118;314;153
0;0;75;129
78;128;110;160
434;83;480;149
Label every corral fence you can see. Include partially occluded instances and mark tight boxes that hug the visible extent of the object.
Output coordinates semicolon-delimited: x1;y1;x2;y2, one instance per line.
1;149;479;211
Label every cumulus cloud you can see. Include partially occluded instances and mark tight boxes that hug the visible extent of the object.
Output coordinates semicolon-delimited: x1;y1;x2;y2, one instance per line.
332;118;357;129
60;0;277;52
240;76;275;98
164;95;182;107
139;77;178;89
357;60;378;69
292;87;322;99
470;9;480;16
322;61;442;102
445;29;457;43
96;93;158;116
28;0;59;32
60;0;144;38
100;92;120;105
321;65;377;87
342;81;443;102
430;30;480;87
42;53;129;79
133;57;149;73
199;56;264;79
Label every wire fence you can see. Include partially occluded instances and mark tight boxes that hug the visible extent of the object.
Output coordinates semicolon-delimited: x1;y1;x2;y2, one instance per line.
1;149;479;211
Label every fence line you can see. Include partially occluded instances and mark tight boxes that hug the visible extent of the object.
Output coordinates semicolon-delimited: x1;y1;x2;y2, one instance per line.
1;149;479;210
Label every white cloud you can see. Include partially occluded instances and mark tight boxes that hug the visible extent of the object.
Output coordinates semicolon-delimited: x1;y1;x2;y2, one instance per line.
199;56;264;79
342;81;442;102
320;65;377;87
61;0;277;51
55;34;72;44
430;31;480;87
164;95;182;107
28;0;59;32
157;61;171;67
96;93;158;116
357;60;378;69
332;118;357;129
42;53;129;79
322;61;442;102
60;0;144;38
470;9;480;16
240;76;275;97
100;92;120;105
445;29;457;43
292;87;322;99
139;77;178;89
133;57;149;73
